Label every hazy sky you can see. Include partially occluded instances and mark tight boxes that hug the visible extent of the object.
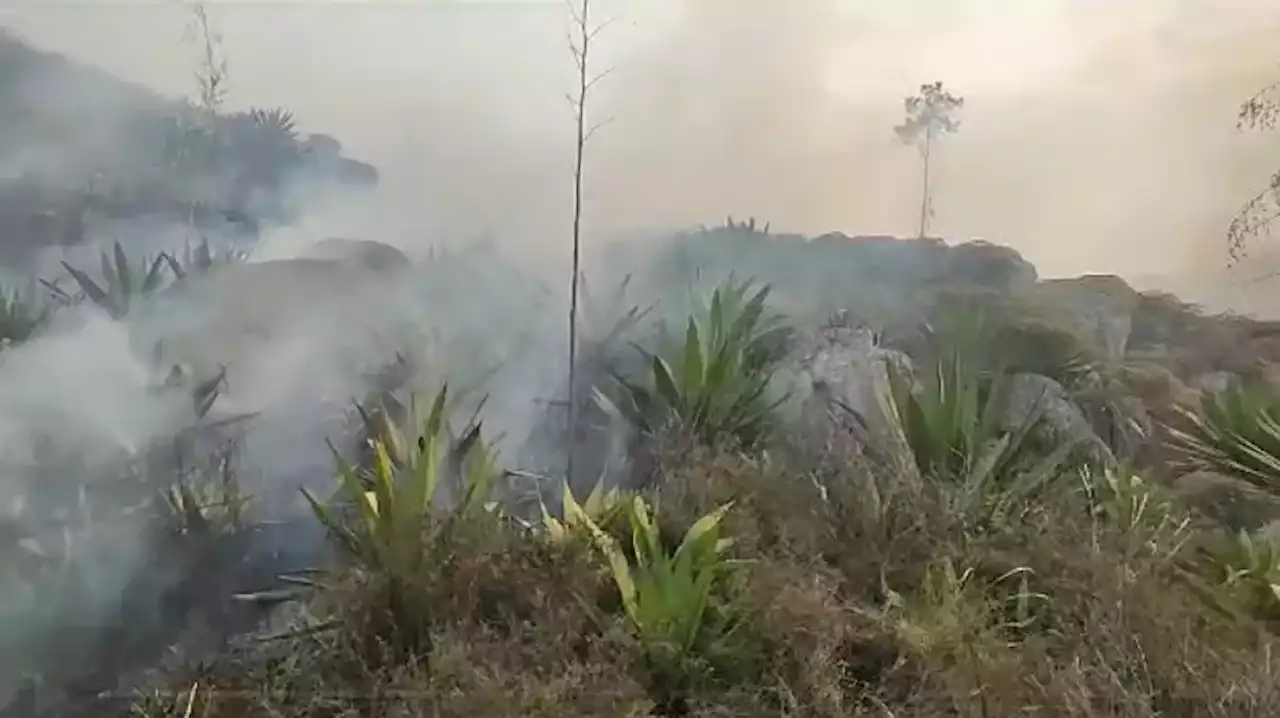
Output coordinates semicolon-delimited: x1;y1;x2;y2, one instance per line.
0;0;1278;282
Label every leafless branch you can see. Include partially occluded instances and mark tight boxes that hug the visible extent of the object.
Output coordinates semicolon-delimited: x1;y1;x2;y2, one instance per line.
1228;172;1280;263
564;0;616;484
1228;74;1280;262
1238;78;1280;132
584;116;615;144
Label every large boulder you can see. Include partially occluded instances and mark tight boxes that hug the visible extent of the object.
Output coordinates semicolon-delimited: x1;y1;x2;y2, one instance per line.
133;256;408;401
795;320;916;475
943;240;1039;294
297;237;409;273
1004;373;1115;466
1032;275;1140;360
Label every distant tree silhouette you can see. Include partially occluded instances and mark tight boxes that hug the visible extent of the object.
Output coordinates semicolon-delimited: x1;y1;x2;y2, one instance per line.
894;81;964;239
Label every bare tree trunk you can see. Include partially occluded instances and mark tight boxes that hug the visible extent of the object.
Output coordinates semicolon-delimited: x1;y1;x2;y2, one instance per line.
567;0;591;484
917;133;932;239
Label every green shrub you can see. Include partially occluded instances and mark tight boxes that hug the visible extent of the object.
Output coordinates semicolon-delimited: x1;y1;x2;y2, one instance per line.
567;494;746;697
302;385;501;650
1169;381;1280;494
57;241;175;319
888;341;1079;525
597;278;793;450
1184;528;1280;627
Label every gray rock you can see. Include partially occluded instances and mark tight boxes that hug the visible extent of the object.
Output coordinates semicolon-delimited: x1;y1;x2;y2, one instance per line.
796;321;917;477
1005;373;1114;466
132;255;410;405
297;237;410;273
945;240;1039;294
1035;275;1138;360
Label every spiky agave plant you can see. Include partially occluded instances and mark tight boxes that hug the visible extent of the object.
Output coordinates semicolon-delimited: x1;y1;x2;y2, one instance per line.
159;473;248;539
56;241;175;319
1183;528;1280;626
567;494;744;685
149;361;258;536
1167;381;1280;495
351;377;497;481
246;106;298;139
167;237;246;280
540;478;629;543
0;285;49;349
303;385;500;580
886;344;1079;525
598;278;794;450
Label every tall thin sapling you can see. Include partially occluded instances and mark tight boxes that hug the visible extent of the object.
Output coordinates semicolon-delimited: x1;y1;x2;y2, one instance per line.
894;81;964;239
564;0;615;482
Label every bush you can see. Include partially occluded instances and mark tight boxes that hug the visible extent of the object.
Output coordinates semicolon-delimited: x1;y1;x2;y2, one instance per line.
1169;380;1280;494
301;384;501;654
598;278;793;452
887;338;1080;528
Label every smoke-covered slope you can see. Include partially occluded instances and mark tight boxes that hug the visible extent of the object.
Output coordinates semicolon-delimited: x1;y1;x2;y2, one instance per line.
0;30;379;270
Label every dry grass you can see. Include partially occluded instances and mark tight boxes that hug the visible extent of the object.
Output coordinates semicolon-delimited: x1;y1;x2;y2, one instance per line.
123;438;1280;718
0;270;1251;717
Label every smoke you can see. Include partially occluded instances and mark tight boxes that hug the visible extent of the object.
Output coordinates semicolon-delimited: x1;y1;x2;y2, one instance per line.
1;0;1277;282
1;0;1280;706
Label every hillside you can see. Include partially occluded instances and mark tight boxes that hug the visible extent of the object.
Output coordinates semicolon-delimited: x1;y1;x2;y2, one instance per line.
2;220;1280;715
7;11;1280;716
0;30;378;268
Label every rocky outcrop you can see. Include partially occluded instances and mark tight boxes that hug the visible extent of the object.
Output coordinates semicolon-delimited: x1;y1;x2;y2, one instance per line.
298;237;410;273
796;319;917;476
944;240;1039;294
1033;275;1140;360
1004;373;1115;466
130;248;415;423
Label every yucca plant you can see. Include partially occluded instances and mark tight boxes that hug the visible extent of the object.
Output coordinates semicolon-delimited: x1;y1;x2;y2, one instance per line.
541;478;629;543
568;494;744;686
0;285;49;349
149;402;253;542
1167;381;1280;495
598;278;793;449
167;237;246;280
887;345;1079;525
351;382;497;486
56;241;175;319
1184;528;1280;626
246;106;298;139
303;385;499;580
158;474;249;538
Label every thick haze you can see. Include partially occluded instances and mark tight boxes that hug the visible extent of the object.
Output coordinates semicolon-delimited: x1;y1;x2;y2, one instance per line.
1;0;1279;281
